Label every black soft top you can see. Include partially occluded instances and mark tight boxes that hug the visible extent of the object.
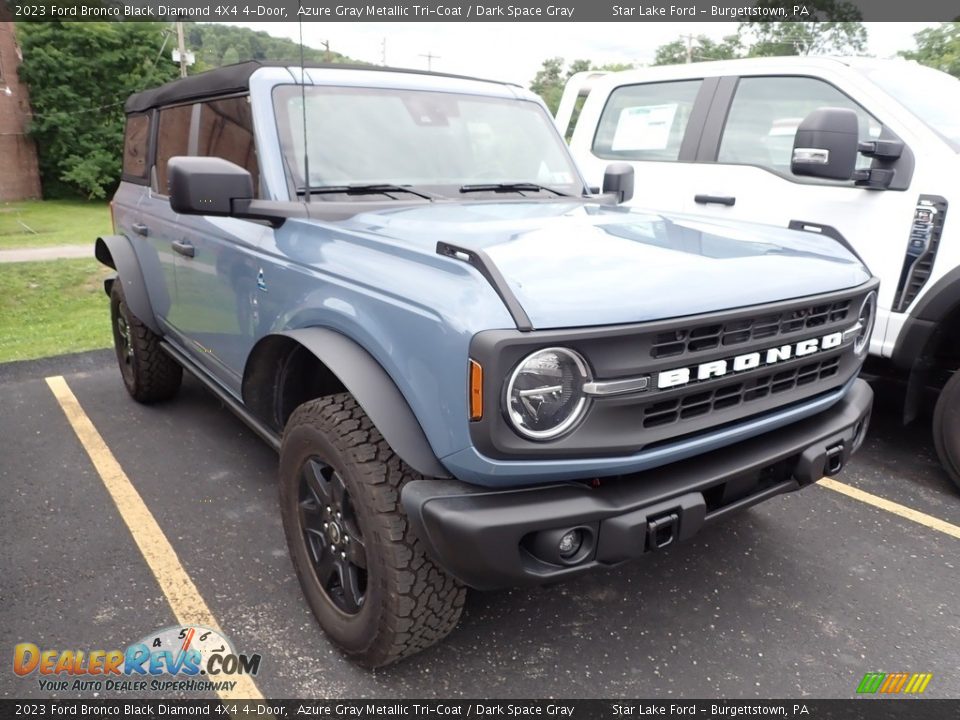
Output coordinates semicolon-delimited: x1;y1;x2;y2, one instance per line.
125;61;514;114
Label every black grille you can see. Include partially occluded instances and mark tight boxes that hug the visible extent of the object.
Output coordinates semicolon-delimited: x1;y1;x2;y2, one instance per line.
894;196;947;312
642;356;841;429
468;281;876;461
650;302;851;359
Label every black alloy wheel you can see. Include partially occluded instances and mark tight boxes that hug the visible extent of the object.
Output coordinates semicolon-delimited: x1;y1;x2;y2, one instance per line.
114;311;135;384
298;457;368;614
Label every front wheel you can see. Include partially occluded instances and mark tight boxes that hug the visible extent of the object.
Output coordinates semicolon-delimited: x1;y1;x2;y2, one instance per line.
933;370;960;492
279;394;465;667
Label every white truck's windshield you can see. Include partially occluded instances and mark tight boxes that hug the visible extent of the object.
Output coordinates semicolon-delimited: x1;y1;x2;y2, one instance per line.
273;85;583;197
861;64;960;152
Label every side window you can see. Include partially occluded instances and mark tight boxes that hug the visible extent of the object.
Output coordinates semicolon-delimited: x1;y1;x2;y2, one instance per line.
196;96;259;197
592;80;702;161
154;104;192;195
718;76;881;176
122;113;151;181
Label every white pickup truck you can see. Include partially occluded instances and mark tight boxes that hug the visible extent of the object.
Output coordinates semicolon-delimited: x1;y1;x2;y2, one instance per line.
558;56;960;490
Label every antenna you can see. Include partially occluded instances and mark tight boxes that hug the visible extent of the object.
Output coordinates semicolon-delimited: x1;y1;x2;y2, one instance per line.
298;14;310;203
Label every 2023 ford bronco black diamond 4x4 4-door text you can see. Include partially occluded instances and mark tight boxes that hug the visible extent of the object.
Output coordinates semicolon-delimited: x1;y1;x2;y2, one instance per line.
97;62;877;667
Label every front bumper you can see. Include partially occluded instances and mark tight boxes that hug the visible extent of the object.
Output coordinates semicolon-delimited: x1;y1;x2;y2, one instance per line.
402;379;873;590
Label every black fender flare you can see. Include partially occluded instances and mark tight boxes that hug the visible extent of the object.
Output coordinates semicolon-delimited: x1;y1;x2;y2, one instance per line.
94;235;162;334
245;327;451;479
891;266;960;421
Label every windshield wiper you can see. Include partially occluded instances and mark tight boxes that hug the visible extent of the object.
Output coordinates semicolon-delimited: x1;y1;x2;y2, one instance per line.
303;184;437;200
459;182;572;197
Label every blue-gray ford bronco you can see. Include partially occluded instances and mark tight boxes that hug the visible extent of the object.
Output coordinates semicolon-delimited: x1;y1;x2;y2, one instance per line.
99;62;877;667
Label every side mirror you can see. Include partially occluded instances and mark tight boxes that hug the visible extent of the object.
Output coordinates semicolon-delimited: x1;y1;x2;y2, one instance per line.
791;107;860;181
168;156;254;216
602;163;634;204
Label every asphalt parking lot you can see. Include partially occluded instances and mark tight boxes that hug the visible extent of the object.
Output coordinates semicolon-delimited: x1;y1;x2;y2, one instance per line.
1;350;958;700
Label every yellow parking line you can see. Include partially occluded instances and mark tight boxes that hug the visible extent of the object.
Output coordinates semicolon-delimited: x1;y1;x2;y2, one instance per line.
45;376;264;701
818;477;960;541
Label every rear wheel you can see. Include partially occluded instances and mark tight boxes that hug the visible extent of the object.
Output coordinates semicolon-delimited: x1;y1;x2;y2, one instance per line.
279;394;465;667
933;370;960;492
110;282;182;403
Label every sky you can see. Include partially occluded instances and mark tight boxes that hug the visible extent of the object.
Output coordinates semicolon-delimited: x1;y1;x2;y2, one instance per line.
222;21;937;86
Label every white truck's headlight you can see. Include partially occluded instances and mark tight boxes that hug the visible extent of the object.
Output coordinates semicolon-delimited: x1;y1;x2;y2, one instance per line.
506;347;590;440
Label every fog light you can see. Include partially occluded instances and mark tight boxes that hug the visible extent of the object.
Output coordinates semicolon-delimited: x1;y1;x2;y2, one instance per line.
558;529;583;558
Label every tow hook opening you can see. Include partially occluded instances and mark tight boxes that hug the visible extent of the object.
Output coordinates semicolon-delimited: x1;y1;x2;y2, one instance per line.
646;512;679;551
824;443;845;476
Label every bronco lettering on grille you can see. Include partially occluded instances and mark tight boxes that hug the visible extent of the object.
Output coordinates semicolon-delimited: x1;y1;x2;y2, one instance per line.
656;331;844;390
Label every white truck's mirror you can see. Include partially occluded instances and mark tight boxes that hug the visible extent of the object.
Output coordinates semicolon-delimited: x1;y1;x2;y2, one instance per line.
791;107;860;181
602;163;634;204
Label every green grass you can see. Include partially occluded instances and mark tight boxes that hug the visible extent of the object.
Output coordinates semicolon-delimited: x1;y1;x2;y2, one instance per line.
0;200;111;250
0;259;114;362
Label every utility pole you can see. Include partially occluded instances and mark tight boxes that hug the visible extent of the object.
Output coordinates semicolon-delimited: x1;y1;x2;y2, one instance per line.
176;21;188;78
380;37;387;66
322;39;331;63
419;51;439;71
682;33;694;64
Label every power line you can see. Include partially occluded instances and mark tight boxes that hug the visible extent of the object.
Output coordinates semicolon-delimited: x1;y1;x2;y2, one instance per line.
9;99;127;121
419;51;439;71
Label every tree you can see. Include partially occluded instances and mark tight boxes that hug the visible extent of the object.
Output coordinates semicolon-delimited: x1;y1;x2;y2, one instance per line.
566;59;593;76
17;22;179;198
740;0;867;57
221;46;240;66
652;35;743;65
16;22;366;198
184;23;357;70
530;57;566;114
900;23;960;78
597;62;635;73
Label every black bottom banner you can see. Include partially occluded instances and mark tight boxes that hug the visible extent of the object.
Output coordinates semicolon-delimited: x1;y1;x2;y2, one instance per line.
2;699;958;720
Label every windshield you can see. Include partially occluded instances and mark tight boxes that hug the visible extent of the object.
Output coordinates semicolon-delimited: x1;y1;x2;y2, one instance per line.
860;63;960;151
273;85;583;197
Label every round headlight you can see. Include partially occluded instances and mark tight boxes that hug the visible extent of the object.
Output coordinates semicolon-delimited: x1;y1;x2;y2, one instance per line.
854;291;877;356
506;347;590;440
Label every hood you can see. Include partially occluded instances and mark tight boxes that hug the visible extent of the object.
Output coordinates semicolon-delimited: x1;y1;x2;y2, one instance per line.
341;201;872;330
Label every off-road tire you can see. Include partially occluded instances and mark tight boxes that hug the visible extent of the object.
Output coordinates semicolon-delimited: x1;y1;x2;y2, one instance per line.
933;370;960;492
110;281;182;403
279;394;466;667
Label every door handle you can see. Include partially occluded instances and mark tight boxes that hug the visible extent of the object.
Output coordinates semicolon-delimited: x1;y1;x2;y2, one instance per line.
694;194;736;206
171;240;195;258
131;223;149;237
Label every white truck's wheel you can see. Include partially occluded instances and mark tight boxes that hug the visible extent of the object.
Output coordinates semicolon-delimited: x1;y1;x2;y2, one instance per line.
933;370;960;492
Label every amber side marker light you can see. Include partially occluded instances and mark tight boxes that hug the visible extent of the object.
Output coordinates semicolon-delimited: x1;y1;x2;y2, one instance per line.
469;359;483;421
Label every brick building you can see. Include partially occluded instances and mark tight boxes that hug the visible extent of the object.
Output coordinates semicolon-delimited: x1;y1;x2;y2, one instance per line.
0;22;42;201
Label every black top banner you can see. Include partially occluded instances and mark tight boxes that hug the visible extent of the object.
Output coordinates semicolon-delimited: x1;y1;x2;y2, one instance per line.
3;0;960;22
